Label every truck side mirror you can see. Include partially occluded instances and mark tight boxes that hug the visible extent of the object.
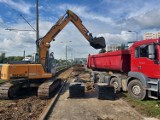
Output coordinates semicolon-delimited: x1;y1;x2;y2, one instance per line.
148;44;155;59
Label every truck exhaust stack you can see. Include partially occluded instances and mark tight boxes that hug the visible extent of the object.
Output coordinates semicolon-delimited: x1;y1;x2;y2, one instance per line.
90;37;106;49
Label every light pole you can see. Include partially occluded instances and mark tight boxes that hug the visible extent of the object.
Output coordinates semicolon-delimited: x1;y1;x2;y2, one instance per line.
128;30;138;41
36;0;39;53
60;41;72;66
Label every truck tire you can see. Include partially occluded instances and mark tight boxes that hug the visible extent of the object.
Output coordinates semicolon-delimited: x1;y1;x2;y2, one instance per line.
91;72;99;83
128;79;146;100
110;77;121;92
90;72;95;82
95;73;101;83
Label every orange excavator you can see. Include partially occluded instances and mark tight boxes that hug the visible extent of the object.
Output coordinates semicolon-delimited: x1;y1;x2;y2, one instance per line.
0;10;106;99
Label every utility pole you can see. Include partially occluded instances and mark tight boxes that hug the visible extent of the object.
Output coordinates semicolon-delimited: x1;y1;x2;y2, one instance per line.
66;45;67;61
60;41;72;67
23;50;25;58
128;30;138;41
36;0;39;53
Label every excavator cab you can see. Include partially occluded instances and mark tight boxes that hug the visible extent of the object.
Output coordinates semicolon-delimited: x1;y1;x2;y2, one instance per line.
90;37;106;49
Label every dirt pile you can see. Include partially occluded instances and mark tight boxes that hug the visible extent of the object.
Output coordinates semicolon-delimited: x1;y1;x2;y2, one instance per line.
0;97;49;120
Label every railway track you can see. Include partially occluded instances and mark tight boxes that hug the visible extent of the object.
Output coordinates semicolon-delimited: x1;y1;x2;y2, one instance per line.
38;68;73;120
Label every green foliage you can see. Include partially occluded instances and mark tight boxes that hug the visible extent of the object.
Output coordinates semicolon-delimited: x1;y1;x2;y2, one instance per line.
99;48;106;53
26;55;32;57
0;79;4;83
0;53;6;63
0;53;23;63
117;43;125;50
7;56;23;62
122;93;160;119
55;59;73;67
121;43;125;50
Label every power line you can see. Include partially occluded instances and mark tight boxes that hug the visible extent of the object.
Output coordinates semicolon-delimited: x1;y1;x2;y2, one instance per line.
20;14;36;31
5;14;36;32
5;28;35;32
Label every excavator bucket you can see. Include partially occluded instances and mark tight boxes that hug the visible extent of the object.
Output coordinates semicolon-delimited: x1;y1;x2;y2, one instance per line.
90;37;106;49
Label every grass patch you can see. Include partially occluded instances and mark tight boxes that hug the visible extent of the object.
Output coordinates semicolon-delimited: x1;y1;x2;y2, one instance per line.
121;93;160;119
0;79;4;83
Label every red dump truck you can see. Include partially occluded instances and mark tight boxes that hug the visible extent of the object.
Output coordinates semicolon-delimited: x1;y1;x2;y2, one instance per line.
87;39;160;100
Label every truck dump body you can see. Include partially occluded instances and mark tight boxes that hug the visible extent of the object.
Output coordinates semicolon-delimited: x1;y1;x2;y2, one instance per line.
87;50;131;72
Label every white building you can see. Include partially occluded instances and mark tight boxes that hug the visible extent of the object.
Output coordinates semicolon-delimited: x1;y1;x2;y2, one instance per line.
106;44;119;52
144;32;160;40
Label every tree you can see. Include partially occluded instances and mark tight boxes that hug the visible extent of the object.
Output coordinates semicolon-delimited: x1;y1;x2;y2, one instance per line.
0;53;6;63
117;43;125;50
99;48;106;53
121;43;125;50
7;56;23;62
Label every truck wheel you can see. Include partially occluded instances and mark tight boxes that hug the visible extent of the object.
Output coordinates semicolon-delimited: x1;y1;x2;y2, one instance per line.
110;77;121;92
95;73;100;83
91;72;99;83
128;79;146;100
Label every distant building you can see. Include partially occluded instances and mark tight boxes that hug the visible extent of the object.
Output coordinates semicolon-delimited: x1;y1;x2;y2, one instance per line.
144;32;160;40
106;44;119;52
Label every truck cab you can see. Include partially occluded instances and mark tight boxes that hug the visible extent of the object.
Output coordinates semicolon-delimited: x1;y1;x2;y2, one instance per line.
130;39;160;78
128;39;160;99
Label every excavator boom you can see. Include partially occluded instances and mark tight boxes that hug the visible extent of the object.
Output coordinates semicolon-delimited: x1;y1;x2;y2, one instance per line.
37;10;106;69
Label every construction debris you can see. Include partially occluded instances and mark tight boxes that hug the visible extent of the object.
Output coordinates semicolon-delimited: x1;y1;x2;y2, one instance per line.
73;64;85;72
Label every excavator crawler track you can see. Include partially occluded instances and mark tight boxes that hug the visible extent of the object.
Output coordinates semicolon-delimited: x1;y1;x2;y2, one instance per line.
0;82;21;99
38;79;61;99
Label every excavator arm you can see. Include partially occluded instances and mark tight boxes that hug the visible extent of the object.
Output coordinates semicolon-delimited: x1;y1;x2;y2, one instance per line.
37;10;106;70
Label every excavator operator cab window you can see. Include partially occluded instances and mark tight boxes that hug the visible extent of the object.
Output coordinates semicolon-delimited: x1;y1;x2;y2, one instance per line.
48;52;56;74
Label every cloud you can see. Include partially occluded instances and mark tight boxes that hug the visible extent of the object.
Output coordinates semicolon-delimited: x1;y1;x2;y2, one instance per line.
0;19;98;58
0;21;36;55
52;4;114;25
1;1;160;58
128;8;160;30
101;0;160;32
0;16;3;23
0;0;33;15
98;31;135;45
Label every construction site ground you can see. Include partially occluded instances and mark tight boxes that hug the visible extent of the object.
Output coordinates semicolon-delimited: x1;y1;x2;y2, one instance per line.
0;67;159;120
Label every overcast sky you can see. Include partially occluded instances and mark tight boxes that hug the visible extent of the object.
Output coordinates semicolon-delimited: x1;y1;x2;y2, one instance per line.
0;0;160;59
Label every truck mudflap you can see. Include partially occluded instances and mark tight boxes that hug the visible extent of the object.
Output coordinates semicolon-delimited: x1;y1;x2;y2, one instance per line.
90;37;106;49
